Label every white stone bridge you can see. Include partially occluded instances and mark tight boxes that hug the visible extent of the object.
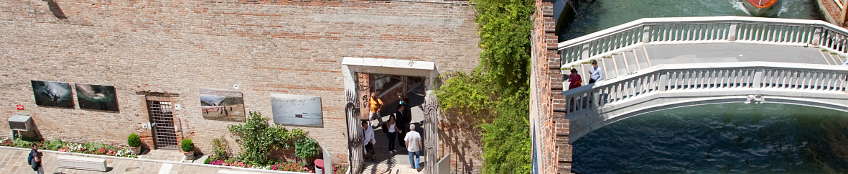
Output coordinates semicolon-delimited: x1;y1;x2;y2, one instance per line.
559;16;848;143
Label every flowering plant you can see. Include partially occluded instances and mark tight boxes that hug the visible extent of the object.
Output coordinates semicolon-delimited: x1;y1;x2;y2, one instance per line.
0;137;137;158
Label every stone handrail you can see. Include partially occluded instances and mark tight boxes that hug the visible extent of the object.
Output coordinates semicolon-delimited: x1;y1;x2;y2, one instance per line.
561;62;848;143
559;16;848;66
563;62;848;116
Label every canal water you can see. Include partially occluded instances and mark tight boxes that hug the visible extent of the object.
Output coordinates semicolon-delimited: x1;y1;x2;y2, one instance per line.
560;0;823;40
573;104;848;173
562;0;845;173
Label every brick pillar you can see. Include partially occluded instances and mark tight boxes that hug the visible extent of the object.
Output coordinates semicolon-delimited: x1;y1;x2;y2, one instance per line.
532;0;571;173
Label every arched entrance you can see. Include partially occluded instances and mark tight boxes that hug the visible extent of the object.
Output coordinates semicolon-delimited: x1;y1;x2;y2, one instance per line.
342;57;441;173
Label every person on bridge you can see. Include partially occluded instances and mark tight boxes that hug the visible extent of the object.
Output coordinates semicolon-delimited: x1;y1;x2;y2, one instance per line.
589;60;603;84
568;68;583;89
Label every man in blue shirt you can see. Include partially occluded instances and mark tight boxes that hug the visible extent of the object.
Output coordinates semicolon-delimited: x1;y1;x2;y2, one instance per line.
589;60;603;84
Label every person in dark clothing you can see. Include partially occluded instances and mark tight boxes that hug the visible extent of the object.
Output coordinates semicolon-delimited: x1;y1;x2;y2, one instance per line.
28;144;43;174
395;104;410;148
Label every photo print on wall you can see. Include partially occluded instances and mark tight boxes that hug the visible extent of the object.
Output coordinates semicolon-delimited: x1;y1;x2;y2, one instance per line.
31;80;75;108
200;88;246;122
271;93;323;127
75;84;119;111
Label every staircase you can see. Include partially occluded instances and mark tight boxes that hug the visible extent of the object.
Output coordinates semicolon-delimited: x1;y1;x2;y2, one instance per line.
568;46;652;86
821;49;848;65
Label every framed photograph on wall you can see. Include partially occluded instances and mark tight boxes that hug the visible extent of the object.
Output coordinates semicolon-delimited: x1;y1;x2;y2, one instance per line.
200;88;246;122
271;93;323;127
75;84;119;111
30;80;74;108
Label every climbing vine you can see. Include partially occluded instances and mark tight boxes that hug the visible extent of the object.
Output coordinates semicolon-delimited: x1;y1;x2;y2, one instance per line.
436;0;534;173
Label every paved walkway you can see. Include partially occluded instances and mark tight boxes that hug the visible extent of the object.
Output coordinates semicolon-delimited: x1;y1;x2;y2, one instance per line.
361;92;427;174
645;43;836;65
0;146;303;174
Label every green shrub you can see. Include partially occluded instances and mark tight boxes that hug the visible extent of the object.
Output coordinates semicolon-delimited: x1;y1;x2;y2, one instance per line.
13;138;32;148
204;156;215;164
295;138;320;163
85;142;107;151
228;111;312;165
212;136;228;160
44;139;64;150
127;133;141;147
181;139;194;152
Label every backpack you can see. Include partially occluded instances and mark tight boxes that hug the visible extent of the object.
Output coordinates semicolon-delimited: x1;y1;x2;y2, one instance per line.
381;122;389;134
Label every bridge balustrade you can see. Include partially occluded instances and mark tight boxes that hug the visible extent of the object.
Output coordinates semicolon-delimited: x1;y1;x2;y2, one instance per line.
559;16;848;67
563;62;848;117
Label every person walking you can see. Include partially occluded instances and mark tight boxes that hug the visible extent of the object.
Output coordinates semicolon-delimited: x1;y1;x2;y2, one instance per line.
395;104;410;148
386;116;402;154
404;124;422;169
362;121;376;162
369;91;384;125
588;60;603;84
28;144;43;174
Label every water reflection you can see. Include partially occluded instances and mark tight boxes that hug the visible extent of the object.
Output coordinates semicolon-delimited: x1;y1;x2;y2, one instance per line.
573;103;848;173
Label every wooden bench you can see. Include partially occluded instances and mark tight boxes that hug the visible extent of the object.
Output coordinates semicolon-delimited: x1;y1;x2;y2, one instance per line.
57;155;108;172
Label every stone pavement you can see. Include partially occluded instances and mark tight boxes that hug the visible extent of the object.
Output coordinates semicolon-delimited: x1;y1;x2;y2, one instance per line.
361;93;427;174
0;146;307;174
139;150;187;162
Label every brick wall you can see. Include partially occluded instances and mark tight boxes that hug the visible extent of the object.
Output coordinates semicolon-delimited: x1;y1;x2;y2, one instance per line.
531;0;571;173
0;0;480;165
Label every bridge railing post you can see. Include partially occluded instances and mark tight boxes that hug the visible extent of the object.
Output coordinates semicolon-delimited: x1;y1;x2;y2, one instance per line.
728;23;737;41
753;69;764;88
642;25;651;43
592;91;600;109
658;72;668;91
812;27;822;47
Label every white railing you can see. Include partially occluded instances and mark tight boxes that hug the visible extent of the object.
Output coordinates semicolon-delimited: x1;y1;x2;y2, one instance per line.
559;16;848;66
562;62;848;116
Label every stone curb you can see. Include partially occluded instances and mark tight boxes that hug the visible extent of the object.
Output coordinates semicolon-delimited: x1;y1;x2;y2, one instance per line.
0;146;310;174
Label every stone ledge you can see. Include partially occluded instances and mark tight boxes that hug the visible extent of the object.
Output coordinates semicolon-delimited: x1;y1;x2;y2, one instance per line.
0;146;309;174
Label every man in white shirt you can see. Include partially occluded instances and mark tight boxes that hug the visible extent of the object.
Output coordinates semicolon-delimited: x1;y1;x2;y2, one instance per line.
589;60;603;84
362;121;376;161
404;124;422;169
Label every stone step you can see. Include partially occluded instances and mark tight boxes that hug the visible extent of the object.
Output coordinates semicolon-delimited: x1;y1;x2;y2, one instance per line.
632;48;651;70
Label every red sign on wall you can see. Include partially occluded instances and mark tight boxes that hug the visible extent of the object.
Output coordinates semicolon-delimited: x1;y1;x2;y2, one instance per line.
16;105;24;110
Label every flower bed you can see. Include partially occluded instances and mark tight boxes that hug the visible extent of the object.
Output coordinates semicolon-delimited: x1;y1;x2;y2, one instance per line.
205;157;348;174
0;137;137;158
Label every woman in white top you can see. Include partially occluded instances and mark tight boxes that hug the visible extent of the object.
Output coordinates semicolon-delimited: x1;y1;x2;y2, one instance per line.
386;116;402;154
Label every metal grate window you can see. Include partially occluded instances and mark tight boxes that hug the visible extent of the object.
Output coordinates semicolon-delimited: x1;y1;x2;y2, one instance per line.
147;100;178;150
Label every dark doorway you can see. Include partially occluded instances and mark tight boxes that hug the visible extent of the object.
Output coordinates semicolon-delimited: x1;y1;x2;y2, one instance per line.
146;99;178;150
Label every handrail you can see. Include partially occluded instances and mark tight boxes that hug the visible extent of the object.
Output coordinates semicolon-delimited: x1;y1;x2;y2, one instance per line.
559;16;848;66
562;62;848;116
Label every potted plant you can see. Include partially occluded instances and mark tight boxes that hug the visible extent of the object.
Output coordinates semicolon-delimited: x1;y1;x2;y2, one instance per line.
181;139;195;159
127;133;142;155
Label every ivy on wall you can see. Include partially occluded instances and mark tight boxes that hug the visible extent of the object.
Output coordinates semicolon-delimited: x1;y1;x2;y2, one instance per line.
437;0;534;173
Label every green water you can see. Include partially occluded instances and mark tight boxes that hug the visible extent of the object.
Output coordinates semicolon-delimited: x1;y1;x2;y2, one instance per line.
563;1;839;172
560;0;823;41
573;104;848;173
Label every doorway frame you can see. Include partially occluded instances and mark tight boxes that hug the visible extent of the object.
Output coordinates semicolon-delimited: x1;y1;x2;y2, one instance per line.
342;57;441;173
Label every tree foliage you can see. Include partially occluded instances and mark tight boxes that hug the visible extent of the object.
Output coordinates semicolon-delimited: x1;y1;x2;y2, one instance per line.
473;0;534;93
436;0;534;173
